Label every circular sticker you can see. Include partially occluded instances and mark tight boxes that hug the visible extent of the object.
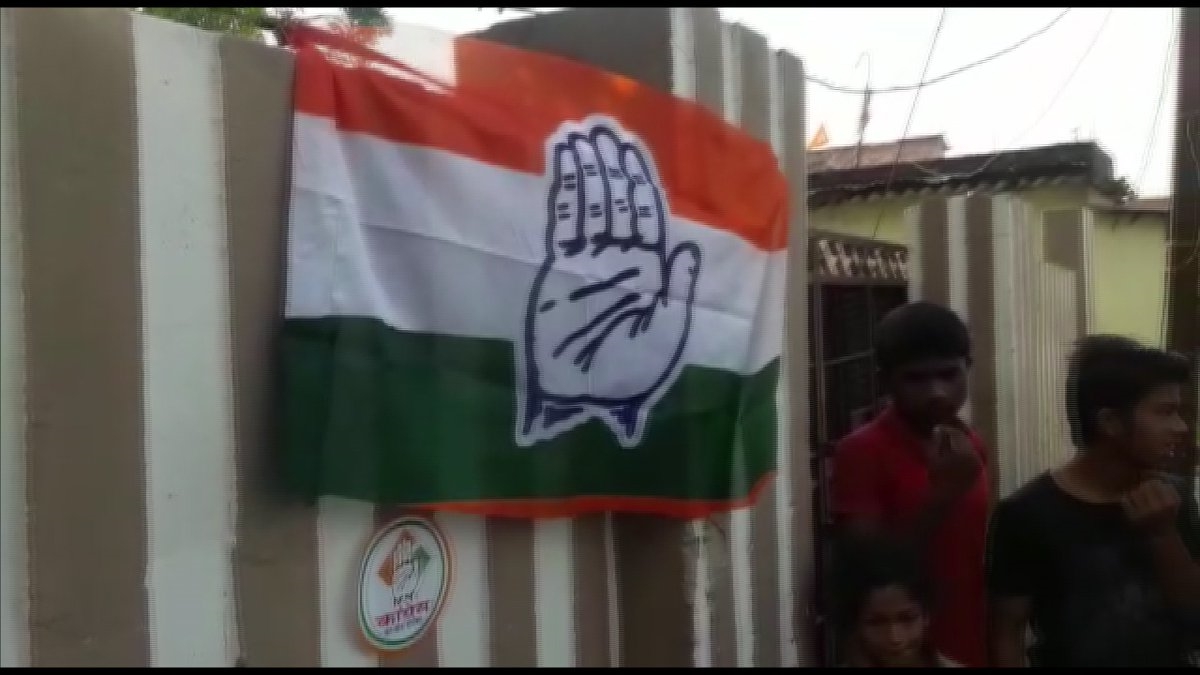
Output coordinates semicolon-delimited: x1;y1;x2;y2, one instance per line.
357;515;451;651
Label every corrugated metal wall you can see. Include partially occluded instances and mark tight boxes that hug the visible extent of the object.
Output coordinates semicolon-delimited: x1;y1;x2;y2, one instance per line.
0;7;814;668
907;193;1092;497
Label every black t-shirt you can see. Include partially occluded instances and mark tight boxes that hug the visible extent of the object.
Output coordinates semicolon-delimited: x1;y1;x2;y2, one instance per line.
987;472;1200;667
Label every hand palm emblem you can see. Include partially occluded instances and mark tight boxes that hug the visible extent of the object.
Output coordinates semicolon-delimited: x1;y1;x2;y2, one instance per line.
390;535;421;603
517;116;702;448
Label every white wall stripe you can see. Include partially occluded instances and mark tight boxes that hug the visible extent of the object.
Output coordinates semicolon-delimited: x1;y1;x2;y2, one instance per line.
317;498;377;667
434;513;489;668
670;9;711;668
0;9;28;668
533;519;575;667
947;196;969;323
721;22;742;127
133;14;238;666
1035;208;1050;481
720;20;756;671
947;196;972;423
774;380;798;668
782;269;806;654
992;196;1021;496
730;508;754;667
668;7;697;102
688;521;712;668
1079;207;1095;334
769;47;800;670
905;204;923;300
286;117;787;377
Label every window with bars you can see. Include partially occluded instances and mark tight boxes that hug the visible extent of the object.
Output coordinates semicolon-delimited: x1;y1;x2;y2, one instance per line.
805;233;909;667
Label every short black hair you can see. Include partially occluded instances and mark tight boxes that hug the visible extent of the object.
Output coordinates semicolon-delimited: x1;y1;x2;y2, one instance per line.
874;301;971;374
1066;335;1191;448
832;535;933;633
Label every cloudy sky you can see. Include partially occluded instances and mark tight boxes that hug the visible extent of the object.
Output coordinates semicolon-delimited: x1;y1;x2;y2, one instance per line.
311;7;1182;198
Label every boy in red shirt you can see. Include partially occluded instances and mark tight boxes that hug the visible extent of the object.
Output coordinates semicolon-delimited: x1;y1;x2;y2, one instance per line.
831;302;990;667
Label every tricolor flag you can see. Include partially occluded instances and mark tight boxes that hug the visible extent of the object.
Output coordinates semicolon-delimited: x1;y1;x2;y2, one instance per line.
280;25;789;518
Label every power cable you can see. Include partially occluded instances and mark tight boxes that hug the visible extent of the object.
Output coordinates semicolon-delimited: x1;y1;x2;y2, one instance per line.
1134;7;1179;195
868;8;947;240
905;8;1113;183
807;8;1071;95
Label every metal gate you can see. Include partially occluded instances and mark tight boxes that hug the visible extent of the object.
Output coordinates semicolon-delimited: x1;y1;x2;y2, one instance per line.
807;232;910;666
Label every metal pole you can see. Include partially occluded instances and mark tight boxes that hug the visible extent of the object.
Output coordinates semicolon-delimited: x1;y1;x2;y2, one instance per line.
1165;6;1199;485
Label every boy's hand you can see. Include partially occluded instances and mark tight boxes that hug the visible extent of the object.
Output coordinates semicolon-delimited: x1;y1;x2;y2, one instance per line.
1122;478;1180;538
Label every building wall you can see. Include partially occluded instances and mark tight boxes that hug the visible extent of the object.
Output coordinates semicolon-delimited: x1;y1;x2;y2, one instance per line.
990;197;1087;497
0;7;813;668
1091;211;1170;348
815;188;1095;497
810;197;916;246
816;186;1171;351
1023;186;1169;348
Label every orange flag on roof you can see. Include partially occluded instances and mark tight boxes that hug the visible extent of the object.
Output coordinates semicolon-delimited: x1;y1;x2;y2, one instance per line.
808;123;830;150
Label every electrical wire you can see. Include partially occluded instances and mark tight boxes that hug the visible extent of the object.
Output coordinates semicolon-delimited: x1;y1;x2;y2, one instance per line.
1145;9;1182;348
868;8;947;240
1134;7;1179;196
807;8;1071;95
904;8;1114;184
1159;111;1200;346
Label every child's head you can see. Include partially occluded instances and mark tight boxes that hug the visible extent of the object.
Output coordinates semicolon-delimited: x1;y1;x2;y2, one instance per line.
836;537;935;667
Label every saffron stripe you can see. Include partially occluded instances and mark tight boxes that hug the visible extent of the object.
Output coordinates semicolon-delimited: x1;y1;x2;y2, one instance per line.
287;23;788;252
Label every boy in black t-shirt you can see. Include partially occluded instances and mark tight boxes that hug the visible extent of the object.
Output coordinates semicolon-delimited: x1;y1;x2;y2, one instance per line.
987;335;1199;667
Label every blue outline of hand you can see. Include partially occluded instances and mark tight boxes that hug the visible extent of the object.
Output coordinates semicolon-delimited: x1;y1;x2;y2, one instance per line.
516;116;703;448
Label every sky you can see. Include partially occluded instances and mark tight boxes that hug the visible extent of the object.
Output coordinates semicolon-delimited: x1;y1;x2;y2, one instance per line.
307;7;1182;198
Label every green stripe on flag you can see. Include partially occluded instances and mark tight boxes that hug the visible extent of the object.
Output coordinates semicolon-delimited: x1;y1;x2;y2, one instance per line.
281;317;778;505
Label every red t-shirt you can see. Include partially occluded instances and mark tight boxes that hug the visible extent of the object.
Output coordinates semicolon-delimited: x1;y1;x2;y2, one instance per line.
831;405;991;668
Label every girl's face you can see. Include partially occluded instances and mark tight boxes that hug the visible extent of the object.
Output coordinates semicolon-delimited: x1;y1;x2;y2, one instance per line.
856;584;930;667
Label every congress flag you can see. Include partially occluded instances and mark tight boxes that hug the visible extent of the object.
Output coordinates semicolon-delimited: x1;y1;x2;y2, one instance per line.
280;25;789;518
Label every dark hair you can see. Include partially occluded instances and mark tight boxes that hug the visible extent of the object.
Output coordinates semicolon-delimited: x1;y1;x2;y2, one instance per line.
832;535;933;633
873;301;971;374
1066;335;1191;448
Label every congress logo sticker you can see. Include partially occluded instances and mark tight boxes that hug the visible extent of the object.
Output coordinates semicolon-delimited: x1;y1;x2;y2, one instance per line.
357;515;452;651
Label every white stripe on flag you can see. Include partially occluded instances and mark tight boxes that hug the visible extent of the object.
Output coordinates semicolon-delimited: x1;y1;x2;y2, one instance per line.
719;20;757;670
285;115;785;376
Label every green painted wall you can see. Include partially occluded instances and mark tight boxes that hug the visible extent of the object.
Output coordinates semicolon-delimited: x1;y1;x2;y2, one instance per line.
809;197;916;246
1091;210;1169;347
